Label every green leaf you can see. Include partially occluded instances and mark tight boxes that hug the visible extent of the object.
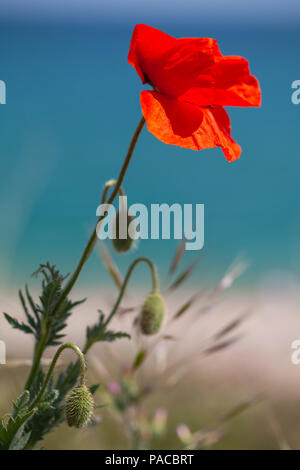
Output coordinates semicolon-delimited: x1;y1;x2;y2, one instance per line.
102;330;131;342
32;263;85;347
38;389;59;411
89;384;100;395
0;408;36;450
3;313;34;335
12;390;30;416
86;311;130;347
8;262;86;347
3;262;87;449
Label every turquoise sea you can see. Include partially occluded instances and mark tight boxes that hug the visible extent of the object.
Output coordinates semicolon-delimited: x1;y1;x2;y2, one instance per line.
0;20;299;289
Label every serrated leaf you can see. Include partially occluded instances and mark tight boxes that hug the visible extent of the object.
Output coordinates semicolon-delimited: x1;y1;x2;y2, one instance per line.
86;311;130;347
4;313;34;335
89;384;100;395
102;331;131;342
37;403;54;412
37;389;59;411
19;290;37;331
12;391;30;416
25;262;85;347
43;389;59;404
0;409;36;450
3;262;92;449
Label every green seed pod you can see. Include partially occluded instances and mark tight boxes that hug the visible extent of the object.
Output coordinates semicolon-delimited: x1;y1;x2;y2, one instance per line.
140;292;165;335
65;384;94;428
112;211;136;253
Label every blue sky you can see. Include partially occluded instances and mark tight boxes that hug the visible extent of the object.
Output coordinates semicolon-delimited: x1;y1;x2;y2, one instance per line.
0;0;299;26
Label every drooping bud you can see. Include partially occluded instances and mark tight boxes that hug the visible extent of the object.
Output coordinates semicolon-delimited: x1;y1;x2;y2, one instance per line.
112;210;136;254
140;292;165;335
65;384;94;428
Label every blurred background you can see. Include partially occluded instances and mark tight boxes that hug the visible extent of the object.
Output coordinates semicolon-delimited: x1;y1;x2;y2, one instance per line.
0;0;300;450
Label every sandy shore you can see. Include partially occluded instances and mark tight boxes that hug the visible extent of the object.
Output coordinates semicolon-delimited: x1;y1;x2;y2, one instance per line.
1;285;300;400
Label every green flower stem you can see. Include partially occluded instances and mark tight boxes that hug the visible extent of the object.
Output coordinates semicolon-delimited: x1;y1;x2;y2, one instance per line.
103;256;159;328
29;343;86;411
101;179;125;204
24;333;48;390
51;116;145;321
59;257;158;390
24;116;145;391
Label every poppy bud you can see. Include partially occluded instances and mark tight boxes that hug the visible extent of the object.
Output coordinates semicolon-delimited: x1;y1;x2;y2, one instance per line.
140;292;165;335
112;210;136;253
65;384;94;428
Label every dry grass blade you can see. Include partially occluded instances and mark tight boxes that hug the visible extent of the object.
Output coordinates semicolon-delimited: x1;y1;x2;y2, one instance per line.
161;335;177;341
100;243;123;289
214;258;249;294
187;429;223;450
266;404;292;450
176;423;192;443
116;306;136;316
203;336;242;355
6;358;64;368
219;397;259;424
168;260;198;292
197;299;220;316
173;293;200;320
168;240;186;277
181;398;259;450
214;310;251;341
133;349;147;370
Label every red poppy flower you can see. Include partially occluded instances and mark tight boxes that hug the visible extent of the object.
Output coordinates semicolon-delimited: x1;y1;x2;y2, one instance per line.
128;24;261;162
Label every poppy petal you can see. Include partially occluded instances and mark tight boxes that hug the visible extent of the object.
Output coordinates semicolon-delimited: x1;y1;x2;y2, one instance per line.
129;24;261;109
128;24;221;99
140;90;241;162
214;55;261;107
128;24;176;85
180;56;261;107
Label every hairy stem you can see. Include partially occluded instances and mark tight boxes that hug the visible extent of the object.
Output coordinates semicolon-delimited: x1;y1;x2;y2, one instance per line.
103;256;158;327
52;116;145;318
24;332;48;390
29;343;86;410
24;116;145;391
60;257;158;389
